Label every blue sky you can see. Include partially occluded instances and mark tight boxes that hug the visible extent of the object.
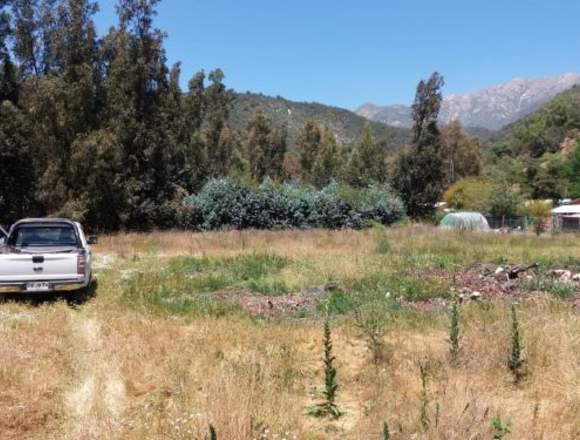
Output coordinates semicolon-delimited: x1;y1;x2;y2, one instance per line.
94;0;580;110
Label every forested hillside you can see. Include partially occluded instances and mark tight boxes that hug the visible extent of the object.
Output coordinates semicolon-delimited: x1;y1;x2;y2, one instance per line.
486;85;580;199
442;85;580;214
492;85;580;157
231;93;410;150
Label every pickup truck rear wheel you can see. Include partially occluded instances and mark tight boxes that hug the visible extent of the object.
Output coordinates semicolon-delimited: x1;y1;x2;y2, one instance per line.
68;277;97;305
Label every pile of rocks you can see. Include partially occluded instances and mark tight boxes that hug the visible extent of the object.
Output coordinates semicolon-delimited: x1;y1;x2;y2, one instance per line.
481;263;539;281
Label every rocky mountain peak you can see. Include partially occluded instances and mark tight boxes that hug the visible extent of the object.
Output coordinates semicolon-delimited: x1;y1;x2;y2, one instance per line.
357;73;580;130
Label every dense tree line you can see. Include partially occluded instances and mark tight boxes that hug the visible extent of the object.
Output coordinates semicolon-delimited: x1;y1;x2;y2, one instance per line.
0;0;242;228
0;0;487;229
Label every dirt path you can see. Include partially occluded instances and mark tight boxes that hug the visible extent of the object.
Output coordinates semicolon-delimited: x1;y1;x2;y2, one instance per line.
63;314;126;439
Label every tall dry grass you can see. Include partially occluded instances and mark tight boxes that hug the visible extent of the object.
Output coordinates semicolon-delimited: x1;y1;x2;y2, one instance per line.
0;227;578;439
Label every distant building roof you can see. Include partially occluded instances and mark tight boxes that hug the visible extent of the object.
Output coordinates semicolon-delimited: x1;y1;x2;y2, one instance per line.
552;204;580;214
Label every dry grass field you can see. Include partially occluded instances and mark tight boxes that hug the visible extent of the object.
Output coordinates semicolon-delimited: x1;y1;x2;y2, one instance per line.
1;225;579;439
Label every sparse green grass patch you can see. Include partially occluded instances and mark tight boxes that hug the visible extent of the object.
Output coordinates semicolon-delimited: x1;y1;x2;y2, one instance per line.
350;272;451;302
120;253;291;315
518;276;576;299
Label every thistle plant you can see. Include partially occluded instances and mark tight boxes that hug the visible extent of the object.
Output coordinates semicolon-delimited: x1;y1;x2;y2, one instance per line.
383;421;391;439
419;362;430;430
507;304;526;383
448;303;461;363
308;317;342;418
354;305;387;364
209;424;217;440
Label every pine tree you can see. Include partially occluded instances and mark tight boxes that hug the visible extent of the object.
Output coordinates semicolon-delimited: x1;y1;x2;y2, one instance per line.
244;111;286;181
311;128;339;187
183;70;206;134
204;68;234;177
297;120;322;180
102;0;176;228
267;124;287;180
245;111;271;181
0;52;19;103
0;0;10;56
394;72;446;218
69;129;126;230
179;70;207;191
0;101;36;223
11;0;42;76
345;123;387;186
440;119;482;186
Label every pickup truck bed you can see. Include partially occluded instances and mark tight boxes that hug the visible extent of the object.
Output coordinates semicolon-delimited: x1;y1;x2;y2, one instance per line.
0;219;93;293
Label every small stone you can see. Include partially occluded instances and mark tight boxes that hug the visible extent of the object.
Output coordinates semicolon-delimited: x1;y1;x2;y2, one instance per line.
321;282;344;292
470;291;482;300
495;266;505;275
552;269;572;282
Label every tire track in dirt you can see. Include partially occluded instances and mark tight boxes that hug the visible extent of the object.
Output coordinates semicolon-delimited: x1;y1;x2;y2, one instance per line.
64;314;126;439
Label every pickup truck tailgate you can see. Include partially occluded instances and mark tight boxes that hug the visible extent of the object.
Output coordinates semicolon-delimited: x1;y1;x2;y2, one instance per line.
0;253;80;282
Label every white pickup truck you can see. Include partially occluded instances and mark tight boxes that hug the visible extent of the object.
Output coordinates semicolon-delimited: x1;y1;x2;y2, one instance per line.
0;219;95;294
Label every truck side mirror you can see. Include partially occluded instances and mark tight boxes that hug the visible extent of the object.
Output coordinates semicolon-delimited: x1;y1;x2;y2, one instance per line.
87;235;98;245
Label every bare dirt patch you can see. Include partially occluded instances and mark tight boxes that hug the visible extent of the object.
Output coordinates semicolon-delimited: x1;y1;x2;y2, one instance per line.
213;283;344;316
432;263;580;308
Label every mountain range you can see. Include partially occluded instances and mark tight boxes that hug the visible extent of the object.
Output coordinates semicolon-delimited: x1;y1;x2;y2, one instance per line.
356;73;580;131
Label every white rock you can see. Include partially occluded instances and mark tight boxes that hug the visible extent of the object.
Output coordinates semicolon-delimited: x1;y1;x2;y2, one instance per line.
495;266;505;275
120;269;143;281
470;291;482;300
554;270;572;281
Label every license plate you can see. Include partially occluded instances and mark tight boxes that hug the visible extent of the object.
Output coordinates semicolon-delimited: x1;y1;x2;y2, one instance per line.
26;282;51;292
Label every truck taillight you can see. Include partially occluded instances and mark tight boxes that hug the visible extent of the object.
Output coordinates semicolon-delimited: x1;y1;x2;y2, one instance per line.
77;252;86;275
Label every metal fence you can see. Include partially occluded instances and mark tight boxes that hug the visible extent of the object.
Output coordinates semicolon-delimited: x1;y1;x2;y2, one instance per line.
485;216;530;231
556;216;580;233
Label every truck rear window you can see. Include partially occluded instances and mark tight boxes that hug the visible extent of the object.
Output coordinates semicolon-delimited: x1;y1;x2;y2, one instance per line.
9;225;79;247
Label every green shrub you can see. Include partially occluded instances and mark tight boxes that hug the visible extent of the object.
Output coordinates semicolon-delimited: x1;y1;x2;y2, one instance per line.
321;290;358;315
491;416;511;439
181;178;406;230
